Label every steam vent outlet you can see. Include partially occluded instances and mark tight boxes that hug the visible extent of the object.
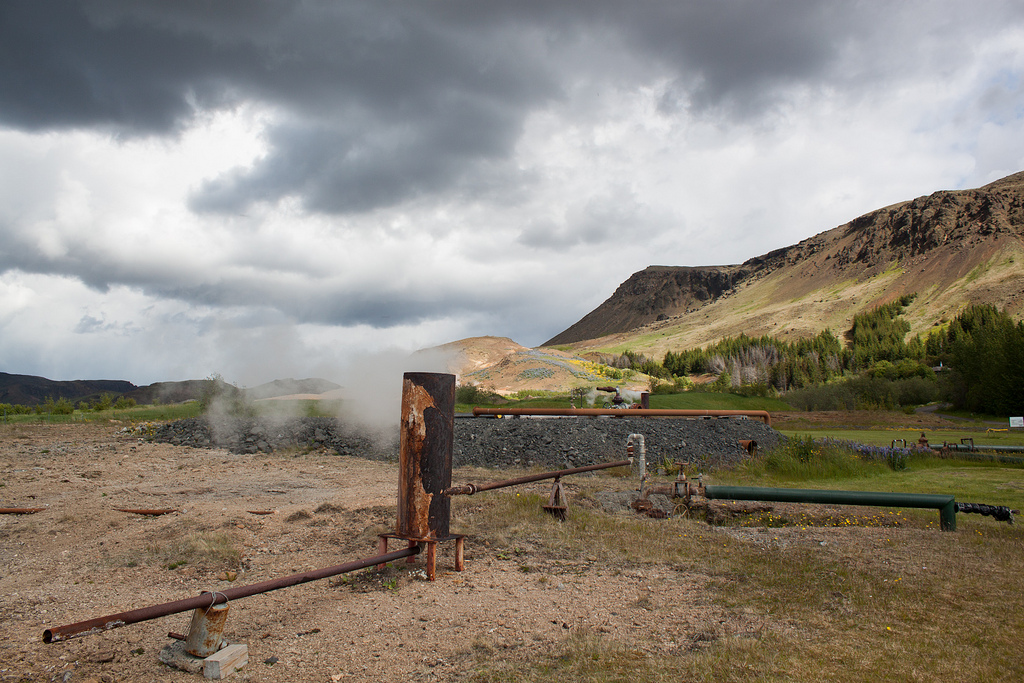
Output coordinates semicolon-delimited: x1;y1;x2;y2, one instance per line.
397;372;455;540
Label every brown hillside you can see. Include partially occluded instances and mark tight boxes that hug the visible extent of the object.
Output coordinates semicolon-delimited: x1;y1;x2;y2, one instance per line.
545;171;1024;357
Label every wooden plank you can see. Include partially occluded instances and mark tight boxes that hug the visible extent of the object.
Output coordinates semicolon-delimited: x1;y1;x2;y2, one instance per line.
204;644;247;679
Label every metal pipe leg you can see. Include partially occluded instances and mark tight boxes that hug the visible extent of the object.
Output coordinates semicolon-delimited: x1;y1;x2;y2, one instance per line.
426;542;437;581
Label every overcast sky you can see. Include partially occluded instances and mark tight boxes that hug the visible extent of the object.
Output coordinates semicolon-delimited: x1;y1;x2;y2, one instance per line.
1;1;1023;387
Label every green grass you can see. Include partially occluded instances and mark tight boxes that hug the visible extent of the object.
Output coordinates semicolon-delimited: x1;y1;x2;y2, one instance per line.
464;459;1024;682
719;460;1024;515
650;393;792;412
776;427;1024;448
0;397;350;424
1;402;203;424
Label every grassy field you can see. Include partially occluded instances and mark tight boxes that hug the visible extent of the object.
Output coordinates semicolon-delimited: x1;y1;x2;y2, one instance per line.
460;445;1024;682
0;402;203;424
776;426;1024;449
0;397;349;424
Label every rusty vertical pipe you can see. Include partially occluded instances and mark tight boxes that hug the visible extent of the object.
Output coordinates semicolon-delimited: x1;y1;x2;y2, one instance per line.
397;372;455;540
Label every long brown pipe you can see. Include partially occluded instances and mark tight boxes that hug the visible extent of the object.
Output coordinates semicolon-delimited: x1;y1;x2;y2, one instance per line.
443;460;631;496
43;546;419;643
472;407;771;426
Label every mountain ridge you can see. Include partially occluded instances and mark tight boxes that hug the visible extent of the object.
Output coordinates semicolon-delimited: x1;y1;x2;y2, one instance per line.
0;374;340;407
544;171;1024;355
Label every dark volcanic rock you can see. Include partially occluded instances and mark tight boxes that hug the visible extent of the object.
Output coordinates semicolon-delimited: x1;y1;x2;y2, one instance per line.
151;415;782;471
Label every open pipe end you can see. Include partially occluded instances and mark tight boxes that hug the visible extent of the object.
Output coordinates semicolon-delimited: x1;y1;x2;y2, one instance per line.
42;629;55;644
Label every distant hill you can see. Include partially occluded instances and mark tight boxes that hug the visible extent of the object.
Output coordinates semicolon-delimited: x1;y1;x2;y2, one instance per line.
544;171;1024;358
426;336;647;395
243;378;341;400
0;372;137;406
0;373;340;407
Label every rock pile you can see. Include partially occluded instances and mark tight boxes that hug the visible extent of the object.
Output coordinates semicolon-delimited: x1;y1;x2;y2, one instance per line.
152;414;783;470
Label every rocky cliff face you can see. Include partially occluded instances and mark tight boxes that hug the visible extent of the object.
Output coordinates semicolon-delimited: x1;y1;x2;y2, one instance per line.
544;171;1024;347
544;265;750;346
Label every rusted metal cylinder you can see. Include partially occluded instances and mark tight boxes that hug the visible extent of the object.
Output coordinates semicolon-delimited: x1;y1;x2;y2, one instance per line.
184;601;229;657
43;546;419;643
397;372;455;540
471;407;772;425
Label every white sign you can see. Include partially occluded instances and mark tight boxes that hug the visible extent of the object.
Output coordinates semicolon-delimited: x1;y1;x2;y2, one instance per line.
1010;417;1024;429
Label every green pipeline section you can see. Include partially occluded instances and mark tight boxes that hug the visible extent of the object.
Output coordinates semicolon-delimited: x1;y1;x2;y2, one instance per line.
702;485;958;531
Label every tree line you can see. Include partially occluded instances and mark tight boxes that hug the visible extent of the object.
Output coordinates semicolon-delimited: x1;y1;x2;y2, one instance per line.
616;297;1022;415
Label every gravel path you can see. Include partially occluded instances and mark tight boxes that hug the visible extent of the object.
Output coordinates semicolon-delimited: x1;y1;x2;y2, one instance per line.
152;414;784;470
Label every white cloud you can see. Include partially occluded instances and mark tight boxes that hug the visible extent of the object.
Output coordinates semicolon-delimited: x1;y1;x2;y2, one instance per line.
1;1;1023;384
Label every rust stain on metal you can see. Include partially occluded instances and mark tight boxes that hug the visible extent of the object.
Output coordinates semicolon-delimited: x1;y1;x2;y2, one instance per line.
185;601;229;657
398;379;437;539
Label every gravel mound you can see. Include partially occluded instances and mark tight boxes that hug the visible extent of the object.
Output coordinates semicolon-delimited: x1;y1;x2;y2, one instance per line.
152;414;784;470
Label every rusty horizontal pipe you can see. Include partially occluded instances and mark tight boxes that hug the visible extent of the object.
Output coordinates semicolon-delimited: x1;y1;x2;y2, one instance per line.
471;407;771;426
444;460;631;496
0;508;47;514
43;545;419;643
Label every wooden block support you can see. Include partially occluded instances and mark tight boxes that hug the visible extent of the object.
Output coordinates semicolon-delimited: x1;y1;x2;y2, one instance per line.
204;644;247;679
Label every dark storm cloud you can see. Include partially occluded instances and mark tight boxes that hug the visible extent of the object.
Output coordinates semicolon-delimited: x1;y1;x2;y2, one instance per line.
4;0;985;217
0;0;558;214
191;95;526;214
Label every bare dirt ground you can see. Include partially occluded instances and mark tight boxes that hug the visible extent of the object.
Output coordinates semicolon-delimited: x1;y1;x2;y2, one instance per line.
1;422;747;683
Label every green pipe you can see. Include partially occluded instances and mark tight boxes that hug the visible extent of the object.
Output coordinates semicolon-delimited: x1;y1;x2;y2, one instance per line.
703;485;957;531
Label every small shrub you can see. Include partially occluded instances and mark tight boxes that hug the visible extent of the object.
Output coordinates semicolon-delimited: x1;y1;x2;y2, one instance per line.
456;384;504;405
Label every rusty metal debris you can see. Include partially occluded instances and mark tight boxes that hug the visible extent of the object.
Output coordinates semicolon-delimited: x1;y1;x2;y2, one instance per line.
0;507;46;514
542;479;567;520
115;508;179;516
630;498;668;518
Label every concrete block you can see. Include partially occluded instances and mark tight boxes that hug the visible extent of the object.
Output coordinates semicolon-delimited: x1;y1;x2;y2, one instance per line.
158;640;204;674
